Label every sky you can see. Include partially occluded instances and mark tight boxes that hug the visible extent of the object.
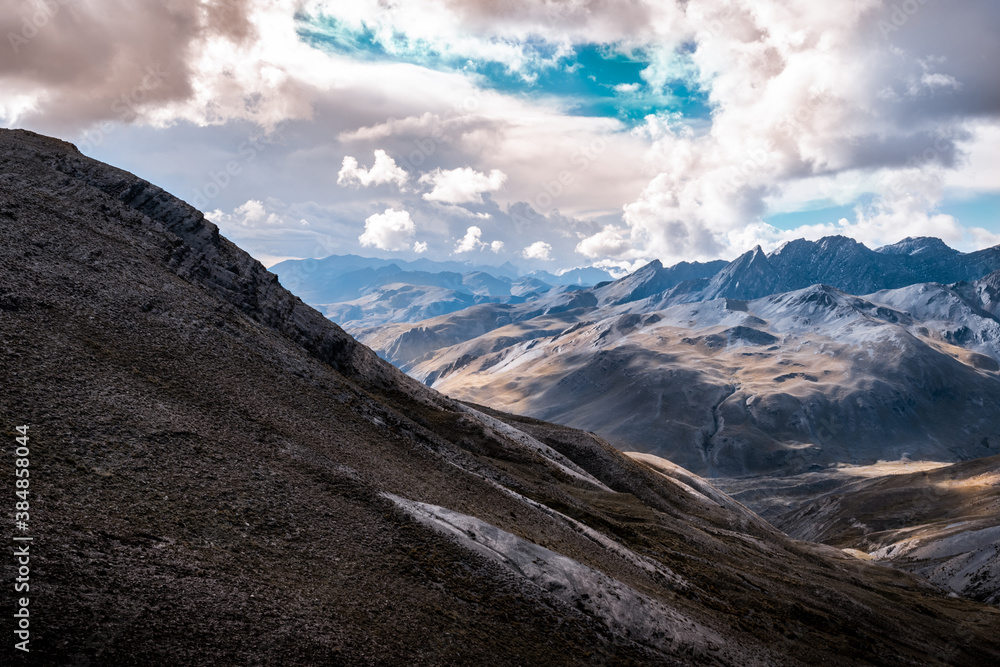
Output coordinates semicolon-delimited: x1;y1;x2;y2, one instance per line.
2;0;999;274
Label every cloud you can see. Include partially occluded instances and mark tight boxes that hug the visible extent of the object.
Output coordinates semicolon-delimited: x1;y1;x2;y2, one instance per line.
454;225;486;253
576;225;634;259
207;199;285;229
358;207;416;251
338;149;409;188
420;167;507;204
609;0;1000;263
969;227;1000;248
490;240;505;253
522;241;552;261
5;0;1000;272
300;0;681;79
413;240;429;253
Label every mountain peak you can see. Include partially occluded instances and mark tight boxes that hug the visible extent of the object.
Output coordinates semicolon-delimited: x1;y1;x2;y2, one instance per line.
877;236;957;256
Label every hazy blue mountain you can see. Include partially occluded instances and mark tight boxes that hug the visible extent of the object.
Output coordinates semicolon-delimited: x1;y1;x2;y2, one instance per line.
529;266;618;286
269;253;615;327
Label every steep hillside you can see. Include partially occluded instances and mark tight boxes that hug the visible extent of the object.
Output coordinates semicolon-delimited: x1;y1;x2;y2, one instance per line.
3;128;1000;664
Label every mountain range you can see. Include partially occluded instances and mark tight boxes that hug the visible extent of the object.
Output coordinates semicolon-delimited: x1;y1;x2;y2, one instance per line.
350;240;1000;478
275;236;1000;334
5;128;1000;664
363;275;1000;476
270;254;614;328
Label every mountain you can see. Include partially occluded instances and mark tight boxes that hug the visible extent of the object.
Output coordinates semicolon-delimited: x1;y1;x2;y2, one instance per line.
269;254;614;329
271;253;525;286
646;235;1000;308
366;277;1000;477
528;266;618;286
356;236;1000;368
592;259;729;306
6;127;1000;664
272;233;1000;337
700;245;785;301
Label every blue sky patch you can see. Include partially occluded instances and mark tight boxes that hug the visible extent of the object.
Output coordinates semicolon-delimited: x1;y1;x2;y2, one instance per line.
296;14;710;124
939;193;1000;232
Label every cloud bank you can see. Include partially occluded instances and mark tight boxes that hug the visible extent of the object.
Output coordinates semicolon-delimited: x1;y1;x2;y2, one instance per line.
2;0;998;270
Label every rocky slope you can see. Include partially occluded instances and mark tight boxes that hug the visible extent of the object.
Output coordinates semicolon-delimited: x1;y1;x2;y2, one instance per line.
4;128;1000;664
772;455;1000;605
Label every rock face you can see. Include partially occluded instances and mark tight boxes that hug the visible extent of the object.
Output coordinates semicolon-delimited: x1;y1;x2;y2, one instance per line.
4;127;1000;664
592;258;729;306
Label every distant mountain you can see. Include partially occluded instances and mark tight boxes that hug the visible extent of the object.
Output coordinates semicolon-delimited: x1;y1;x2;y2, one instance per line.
11;127;1000;664
593;259;729;306
274;236;1000;334
271;253;523;283
649;236;1000;308
269;254;615;327
528;266;619;286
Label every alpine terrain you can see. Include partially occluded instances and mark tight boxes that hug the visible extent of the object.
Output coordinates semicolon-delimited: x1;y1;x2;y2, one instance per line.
4;128;1000;665
352;242;1000;478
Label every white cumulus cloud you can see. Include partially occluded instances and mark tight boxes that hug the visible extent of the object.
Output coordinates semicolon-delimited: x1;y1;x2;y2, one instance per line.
576;225;634;259
338;150;409;189
207;199;285;229
421;167;507;205
358;208;416;251
522;241;553;261
454;226;486;253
